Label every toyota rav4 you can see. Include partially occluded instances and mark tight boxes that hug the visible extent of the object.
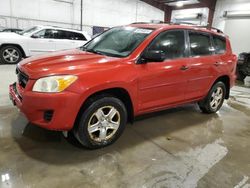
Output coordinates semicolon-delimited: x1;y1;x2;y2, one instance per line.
9;23;237;149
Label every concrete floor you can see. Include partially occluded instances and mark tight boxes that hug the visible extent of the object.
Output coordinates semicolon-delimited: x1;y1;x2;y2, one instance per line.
0;64;250;188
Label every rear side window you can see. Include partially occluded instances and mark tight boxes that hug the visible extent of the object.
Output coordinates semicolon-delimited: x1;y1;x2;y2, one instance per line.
72;32;87;41
213;36;226;54
189;32;212;56
54;30;68;39
53;30;87;41
147;30;186;60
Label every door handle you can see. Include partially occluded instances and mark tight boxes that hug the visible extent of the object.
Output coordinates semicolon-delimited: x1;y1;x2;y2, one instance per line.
180;65;189;71
48;40;54;42
214;62;222;66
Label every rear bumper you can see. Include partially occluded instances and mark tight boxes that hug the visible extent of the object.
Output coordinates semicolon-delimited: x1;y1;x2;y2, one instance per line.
9;83;81;131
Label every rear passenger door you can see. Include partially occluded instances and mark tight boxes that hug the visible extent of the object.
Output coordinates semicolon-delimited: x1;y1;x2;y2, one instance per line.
54;30;88;50
212;35;230;74
185;31;217;100
52;30;74;50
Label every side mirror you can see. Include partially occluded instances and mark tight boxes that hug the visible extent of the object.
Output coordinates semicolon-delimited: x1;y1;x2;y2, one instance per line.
139;50;165;64
31;34;39;39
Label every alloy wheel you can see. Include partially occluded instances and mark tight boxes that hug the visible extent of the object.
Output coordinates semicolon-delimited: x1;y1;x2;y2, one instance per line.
87;106;121;142
2;48;20;63
210;86;223;110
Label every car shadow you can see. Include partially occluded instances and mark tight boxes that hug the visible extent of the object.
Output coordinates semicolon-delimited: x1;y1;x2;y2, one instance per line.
11;103;222;165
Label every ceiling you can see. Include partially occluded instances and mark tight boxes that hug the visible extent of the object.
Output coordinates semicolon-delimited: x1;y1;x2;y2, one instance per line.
153;0;200;7
141;0;217;12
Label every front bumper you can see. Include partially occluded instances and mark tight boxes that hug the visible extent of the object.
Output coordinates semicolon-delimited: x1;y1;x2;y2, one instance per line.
9;82;81;131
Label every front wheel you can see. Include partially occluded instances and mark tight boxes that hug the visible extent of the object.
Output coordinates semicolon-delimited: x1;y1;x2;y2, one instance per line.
198;82;226;114
74;96;127;149
0;45;23;64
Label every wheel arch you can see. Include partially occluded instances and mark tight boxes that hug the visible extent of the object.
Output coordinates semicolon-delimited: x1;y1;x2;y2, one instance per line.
0;43;26;58
213;75;230;99
75;87;135;126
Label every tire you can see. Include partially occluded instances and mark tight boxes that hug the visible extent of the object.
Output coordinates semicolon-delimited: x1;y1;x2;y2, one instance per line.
0;45;23;64
74;96;127;149
198;81;226;114
236;68;246;81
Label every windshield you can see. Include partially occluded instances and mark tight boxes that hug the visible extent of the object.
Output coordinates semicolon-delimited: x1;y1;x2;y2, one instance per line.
82;27;153;57
19;26;41;36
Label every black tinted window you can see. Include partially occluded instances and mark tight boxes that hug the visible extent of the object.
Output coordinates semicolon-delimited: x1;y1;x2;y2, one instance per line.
53;30;69;39
213;36;226;54
147;30;186;60
44;29;56;38
54;30;86;40
189;32;212;56
72;32;86;41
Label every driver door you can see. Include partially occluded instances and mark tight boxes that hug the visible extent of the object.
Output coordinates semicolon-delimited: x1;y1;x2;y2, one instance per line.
137;30;189;112
28;29;57;56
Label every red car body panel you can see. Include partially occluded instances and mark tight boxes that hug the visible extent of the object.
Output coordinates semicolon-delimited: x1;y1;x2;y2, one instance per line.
9;24;237;131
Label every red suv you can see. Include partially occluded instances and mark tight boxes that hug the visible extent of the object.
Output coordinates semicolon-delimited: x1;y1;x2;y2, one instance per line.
9;23;237;149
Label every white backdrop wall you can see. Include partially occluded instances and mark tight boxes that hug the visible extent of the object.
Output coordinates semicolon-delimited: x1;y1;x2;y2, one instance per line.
0;0;164;35
213;0;250;31
212;0;250;54
171;8;209;26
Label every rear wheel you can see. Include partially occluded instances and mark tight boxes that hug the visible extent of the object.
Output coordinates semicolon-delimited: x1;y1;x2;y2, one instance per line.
74;96;127;149
198;82;226;114
0;45;22;64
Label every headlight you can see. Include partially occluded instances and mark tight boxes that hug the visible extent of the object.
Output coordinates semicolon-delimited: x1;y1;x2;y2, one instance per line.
32;75;78;93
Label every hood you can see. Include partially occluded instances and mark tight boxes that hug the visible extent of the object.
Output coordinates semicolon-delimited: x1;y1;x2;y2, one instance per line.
0;32;23;39
18;49;124;79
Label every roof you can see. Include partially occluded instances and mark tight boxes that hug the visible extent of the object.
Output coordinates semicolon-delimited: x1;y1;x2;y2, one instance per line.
35;25;88;35
129;23;226;37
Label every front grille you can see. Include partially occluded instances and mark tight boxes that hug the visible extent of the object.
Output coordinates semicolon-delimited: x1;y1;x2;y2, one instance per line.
16;68;29;88
44;110;54;122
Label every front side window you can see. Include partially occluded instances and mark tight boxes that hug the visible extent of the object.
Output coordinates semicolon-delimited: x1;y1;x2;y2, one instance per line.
83;27;153;57
213;35;226;54
33;29;57;39
189;32;213;56
146;30;186;60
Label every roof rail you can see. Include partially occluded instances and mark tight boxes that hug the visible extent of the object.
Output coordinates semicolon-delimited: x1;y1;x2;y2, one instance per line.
170;21;196;25
209;27;223;33
171;22;224;34
195;25;224;34
130;21;224;34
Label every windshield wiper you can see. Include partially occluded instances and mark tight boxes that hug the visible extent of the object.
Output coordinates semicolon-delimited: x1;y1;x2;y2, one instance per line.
86;49;106;56
80;46;87;51
81;47;123;58
80;47;101;54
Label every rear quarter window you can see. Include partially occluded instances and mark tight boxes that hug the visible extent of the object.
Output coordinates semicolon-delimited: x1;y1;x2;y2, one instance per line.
71;32;87;41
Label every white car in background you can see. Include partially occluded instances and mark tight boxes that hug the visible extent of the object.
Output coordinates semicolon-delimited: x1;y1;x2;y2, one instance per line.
0;25;91;64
